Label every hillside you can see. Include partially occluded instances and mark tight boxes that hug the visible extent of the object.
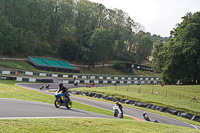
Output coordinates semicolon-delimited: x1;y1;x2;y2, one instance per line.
0;59;159;77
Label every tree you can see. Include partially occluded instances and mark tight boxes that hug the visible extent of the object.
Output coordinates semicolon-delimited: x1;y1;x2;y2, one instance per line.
135;31;153;63
58;37;79;61
74;0;101;63
152;39;164;72
84;28;114;67
153;12;200;84
0;16;18;55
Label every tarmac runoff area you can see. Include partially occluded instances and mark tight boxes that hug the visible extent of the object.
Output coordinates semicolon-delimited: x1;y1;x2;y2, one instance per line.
0;83;198;130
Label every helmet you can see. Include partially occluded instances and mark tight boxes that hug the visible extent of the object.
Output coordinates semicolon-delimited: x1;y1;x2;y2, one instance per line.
59;82;63;88
143;112;146;114
116;101;119;104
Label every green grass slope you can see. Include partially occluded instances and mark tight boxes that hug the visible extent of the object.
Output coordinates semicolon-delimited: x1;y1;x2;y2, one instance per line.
1;118;199;133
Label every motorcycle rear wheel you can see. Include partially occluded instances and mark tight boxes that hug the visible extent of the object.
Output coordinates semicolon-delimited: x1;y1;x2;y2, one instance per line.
114;111;118;117
54;99;61;108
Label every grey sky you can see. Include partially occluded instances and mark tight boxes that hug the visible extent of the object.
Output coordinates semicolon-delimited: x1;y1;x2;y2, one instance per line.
89;0;200;37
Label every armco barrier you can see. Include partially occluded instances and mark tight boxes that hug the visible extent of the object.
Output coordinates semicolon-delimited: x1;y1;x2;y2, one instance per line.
1;76;53;83
70;91;200;123
0;70;160;82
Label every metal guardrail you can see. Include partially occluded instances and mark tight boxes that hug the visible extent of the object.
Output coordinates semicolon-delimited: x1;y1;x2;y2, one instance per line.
0;58;26;61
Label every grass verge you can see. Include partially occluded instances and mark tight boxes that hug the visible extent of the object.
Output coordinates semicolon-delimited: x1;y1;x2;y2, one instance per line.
0;118;199;133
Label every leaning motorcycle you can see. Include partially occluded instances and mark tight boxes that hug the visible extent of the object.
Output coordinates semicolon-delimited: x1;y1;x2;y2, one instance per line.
113;105;123;118
54;91;72;109
144;114;150;121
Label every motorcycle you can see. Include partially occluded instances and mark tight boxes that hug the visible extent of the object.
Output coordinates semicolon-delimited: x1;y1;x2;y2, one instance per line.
54;91;72;109
143;114;150;121
113;105;123;118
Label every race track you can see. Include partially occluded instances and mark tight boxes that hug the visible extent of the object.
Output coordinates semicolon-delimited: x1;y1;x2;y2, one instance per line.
1;83;199;129
0;98;113;119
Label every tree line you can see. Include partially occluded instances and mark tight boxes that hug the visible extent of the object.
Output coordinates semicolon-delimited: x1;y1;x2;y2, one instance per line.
152;12;200;84
0;0;155;67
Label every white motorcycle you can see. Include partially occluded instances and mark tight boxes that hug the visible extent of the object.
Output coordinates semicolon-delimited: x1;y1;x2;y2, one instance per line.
113;105;123;118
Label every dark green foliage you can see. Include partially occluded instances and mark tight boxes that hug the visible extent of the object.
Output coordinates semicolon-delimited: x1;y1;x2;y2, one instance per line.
0;16;18;55
152;12;200;84
0;0;154;66
113;63;126;72
135;31;153;64
58;37;79;62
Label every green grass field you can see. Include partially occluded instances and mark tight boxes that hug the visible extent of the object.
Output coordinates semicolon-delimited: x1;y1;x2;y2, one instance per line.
72;85;200;116
0;80;200;132
1;118;199;133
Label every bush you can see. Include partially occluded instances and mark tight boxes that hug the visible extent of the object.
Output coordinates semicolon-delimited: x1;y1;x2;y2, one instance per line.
113;63;126;72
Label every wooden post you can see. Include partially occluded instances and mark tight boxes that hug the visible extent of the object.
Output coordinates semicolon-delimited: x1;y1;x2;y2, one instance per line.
179;93;181;100
165;91;167;97
152;89;154;94
127;85;129;91
115;86;117;90
190;96;198;103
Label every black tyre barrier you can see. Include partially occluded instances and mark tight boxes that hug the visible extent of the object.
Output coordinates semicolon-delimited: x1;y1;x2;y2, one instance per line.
165;108;179;115
6;76;17;80
178;112;194;120
134;102;148;107
41;79;53;83
0;76;16;80
193;115;200;122
70;91;200;122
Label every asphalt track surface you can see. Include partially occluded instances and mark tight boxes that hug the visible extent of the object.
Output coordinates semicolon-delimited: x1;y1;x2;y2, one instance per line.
1;83;199;130
0;98;113;119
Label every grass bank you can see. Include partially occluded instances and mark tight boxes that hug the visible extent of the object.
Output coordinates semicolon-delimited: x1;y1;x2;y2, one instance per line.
0;60;158;76
0;118;199;133
72;85;200;116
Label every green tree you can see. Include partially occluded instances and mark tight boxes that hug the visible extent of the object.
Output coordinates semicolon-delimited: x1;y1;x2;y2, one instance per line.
152;39;164;72
0;16;18;55
74;0;101;63
84;28;114;67
154;12;200;84
135;31;153;63
58;37;79;61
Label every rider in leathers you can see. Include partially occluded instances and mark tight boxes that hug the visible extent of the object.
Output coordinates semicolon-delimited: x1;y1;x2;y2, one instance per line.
57;82;69;99
115;101;123;118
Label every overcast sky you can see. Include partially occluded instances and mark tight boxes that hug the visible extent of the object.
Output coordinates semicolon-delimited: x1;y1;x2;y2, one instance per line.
89;0;200;37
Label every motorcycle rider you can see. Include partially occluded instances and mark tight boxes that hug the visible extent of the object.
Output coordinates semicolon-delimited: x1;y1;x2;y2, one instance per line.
115;101;123;118
57;82;69;98
143;112;150;121
143;112;147;117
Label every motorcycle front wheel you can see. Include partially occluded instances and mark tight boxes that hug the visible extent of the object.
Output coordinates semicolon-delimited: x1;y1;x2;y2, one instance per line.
54;99;61;108
66;100;72;109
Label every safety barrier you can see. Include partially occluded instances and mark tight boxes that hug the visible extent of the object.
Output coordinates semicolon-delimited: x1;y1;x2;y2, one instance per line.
0;70;160;81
